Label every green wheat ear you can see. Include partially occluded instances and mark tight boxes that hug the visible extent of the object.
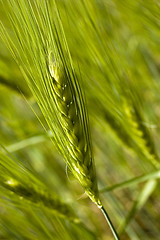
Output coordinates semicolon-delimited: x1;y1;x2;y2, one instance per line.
48;56;120;238
48;54;119;238
48;51;101;207
0;0;119;238
0;0;101;206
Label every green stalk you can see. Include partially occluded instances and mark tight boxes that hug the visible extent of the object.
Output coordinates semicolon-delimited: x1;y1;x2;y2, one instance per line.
6;133;52;152
100;206;120;240
100;170;160;193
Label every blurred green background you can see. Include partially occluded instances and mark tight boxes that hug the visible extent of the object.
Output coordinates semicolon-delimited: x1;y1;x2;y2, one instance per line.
0;0;160;239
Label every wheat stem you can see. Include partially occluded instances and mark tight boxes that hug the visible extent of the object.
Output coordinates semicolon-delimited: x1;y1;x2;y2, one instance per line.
100;206;120;240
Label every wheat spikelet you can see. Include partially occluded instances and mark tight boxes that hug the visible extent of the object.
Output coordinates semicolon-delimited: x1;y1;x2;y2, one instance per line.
48;53;101;207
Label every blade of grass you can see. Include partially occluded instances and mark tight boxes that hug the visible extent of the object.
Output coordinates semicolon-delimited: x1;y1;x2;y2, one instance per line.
100;170;160;193
118;179;157;235
6;132;52;152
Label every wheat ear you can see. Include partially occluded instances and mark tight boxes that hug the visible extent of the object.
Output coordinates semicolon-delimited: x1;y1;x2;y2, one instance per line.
0;0;119;238
48;55;119;239
48;53;101;207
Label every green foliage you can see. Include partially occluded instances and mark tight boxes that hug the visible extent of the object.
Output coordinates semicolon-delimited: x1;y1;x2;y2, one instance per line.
0;0;160;239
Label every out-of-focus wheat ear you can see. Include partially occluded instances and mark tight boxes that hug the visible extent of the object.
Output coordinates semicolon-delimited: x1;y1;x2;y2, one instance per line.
123;99;159;168
48;52;101;207
103;103;159;168
0;149;79;222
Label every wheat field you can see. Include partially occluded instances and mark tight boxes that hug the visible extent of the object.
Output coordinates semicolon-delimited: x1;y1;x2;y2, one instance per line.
0;0;160;239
